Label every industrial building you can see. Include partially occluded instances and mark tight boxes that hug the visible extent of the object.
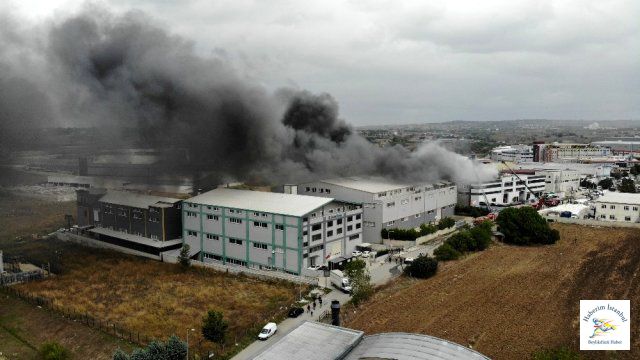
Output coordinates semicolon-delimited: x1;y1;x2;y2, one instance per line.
595;192;640;223
182;189;363;275
490;145;533;162
534;169;581;194
298;177;457;243
533;143;611;162
457;174;546;207
591;139;640;154
76;189;184;255
253;321;490;360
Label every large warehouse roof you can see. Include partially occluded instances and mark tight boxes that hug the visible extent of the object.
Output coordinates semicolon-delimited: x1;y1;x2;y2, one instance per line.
99;191;181;209
319;176;450;194
186;188;333;217
253;322;363;360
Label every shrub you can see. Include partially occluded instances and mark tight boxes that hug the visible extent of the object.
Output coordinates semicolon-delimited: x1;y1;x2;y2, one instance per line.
419;223;438;236
469;222;492;251
178;244;191;268
39;342;69;360
202;310;228;346
438;217;456;230
454;205;490;217
618;178;636;193
434;243;461;261
113;335;187;360
532;346;581;360
446;232;474;253
405;256;438;278
496;207;560;245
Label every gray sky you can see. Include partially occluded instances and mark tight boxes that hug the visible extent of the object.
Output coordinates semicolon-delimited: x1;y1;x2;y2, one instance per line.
6;0;640;125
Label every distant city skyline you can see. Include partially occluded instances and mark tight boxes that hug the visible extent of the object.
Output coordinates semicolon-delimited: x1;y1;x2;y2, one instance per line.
4;0;640;125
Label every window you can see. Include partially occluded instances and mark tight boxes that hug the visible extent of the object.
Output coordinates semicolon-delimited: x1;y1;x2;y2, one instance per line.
275;224;284;231
415;196;422;201
303;230;308;236
356;223;361;229
320;188;324;193
401;217;408;222
206;234;219;240
387;221;395;226
600;215;606;219
312;187;317;192
312;224;321;231
415;213;421;218
634;207;639;211
337;219;343;225
624;206;630;211
327;220;333;227
355;214;361;220
254;221;268;228
387;202;395;207
610;205;616;210
118;209;127;217
609;215;615;220
207;214;219;220
253;243;268;250
312;234;322;241
401;199;408;205
189;203;198;208
347;216;353;222
229;238;243;245
337;228;342;234
132;210;142;220
349;234;359;240
327;230;333;237
207;206;213;210
625;216;631;221
601;204;606;209
326;189;331;194
253;212;260;216
305;187;310;192
187;230;197;236
230;218;242;224
309;244;324;252
347;225;353;231
187;212;197;217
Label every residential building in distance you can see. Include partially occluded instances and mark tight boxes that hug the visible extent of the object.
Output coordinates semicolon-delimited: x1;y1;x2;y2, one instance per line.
182;189;363;275
490;145;533;163
595;192;640;223
591;139;640;155
457;174;546;207
297;177;457;243
76;189;184;255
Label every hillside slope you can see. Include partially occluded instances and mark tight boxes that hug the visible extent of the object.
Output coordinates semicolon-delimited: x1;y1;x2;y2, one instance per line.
346;223;640;359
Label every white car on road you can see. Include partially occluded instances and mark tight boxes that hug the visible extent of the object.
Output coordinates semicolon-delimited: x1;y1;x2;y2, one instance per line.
258;322;277;340
352;250;362;257
361;250;371;258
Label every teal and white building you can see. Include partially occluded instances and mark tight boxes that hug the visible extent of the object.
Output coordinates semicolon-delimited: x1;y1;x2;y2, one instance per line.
182;188;363;275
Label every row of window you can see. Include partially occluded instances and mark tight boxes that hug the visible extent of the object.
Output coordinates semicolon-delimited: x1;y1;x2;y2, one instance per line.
600;204;639;211
305;187;332;194
600;214;633;221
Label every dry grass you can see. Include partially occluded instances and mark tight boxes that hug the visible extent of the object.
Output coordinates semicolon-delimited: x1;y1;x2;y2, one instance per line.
346;223;640;360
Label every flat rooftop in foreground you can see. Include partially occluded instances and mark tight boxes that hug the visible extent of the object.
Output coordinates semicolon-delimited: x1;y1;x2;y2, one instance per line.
596;192;640;205
253;321;363;360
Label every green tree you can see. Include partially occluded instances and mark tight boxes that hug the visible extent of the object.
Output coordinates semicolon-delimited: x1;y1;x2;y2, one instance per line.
113;335;186;360
404;255;438;278
598;178;613;189
496;207;559;245
39;342;70;360
344;259;374;306
202;310;229;348
433;243;461;261
618;178;636;193
630;164;640;176
469;221;492;251
178;244;191;269
438;217;456;230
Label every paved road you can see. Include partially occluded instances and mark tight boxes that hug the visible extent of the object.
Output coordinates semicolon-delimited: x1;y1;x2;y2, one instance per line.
231;289;350;360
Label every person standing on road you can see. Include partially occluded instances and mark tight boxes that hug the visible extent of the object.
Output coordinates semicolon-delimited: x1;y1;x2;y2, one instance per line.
319;296;323;306
313;302;316;310
307;304;310;313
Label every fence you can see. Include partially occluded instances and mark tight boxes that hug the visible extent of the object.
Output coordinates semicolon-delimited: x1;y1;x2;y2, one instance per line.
0;285;154;348
0;270;46;286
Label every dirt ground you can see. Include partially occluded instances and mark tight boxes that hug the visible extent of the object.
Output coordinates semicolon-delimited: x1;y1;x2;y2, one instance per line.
345;223;640;360
0;295;134;360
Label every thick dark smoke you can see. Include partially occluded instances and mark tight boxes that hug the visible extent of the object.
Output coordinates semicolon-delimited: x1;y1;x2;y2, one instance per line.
0;8;496;186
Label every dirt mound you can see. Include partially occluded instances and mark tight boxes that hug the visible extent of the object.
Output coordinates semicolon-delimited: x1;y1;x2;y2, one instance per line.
345;224;640;359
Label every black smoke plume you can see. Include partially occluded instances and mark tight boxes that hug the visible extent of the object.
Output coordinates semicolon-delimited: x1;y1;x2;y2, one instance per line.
0;8;496;187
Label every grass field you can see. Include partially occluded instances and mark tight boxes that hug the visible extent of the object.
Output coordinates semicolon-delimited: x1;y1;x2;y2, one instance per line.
0;190;303;358
345;223;640;360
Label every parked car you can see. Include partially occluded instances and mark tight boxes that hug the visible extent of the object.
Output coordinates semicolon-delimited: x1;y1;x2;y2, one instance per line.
258;322;277;340
307;265;322;271
288;307;304;318
403;257;415;265
361;250;371;258
352;250;362;257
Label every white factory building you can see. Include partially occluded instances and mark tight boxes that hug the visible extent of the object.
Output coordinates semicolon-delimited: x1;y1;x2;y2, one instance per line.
489;145;533;163
536;169;581;194
595;192;640;223
297;177;457;244
182;189;363;275
457;174;546;207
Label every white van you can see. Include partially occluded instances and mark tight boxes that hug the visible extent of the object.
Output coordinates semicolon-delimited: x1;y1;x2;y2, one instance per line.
258;322;277;340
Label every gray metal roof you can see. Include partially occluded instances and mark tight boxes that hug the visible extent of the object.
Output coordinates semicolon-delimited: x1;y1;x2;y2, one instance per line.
318;177;451;194
99;191;181;209
186;188;333;217
253;321;363;360
346;333;491;360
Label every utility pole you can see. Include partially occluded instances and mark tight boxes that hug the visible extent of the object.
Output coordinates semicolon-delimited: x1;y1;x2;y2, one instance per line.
186;328;195;359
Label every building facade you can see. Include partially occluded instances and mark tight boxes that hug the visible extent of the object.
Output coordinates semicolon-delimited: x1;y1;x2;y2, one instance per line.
490;145;534;163
76;190;184;255
182;189;363;275
595;192;640;223
457;174;546;207
535;169;581;194
535;143;611;162
298;177;456;244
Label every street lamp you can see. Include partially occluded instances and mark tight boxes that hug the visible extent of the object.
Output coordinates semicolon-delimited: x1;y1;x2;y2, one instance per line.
186;328;195;360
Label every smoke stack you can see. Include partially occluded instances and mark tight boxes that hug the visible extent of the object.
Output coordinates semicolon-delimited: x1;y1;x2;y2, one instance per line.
331;300;341;326
78;157;88;176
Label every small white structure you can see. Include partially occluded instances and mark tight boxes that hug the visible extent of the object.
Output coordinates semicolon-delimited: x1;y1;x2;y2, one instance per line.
595;192;640;223
538;204;591;219
457;174;546;207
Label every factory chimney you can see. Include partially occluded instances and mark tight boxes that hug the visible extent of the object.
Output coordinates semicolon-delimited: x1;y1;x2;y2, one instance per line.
331;300;341;326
